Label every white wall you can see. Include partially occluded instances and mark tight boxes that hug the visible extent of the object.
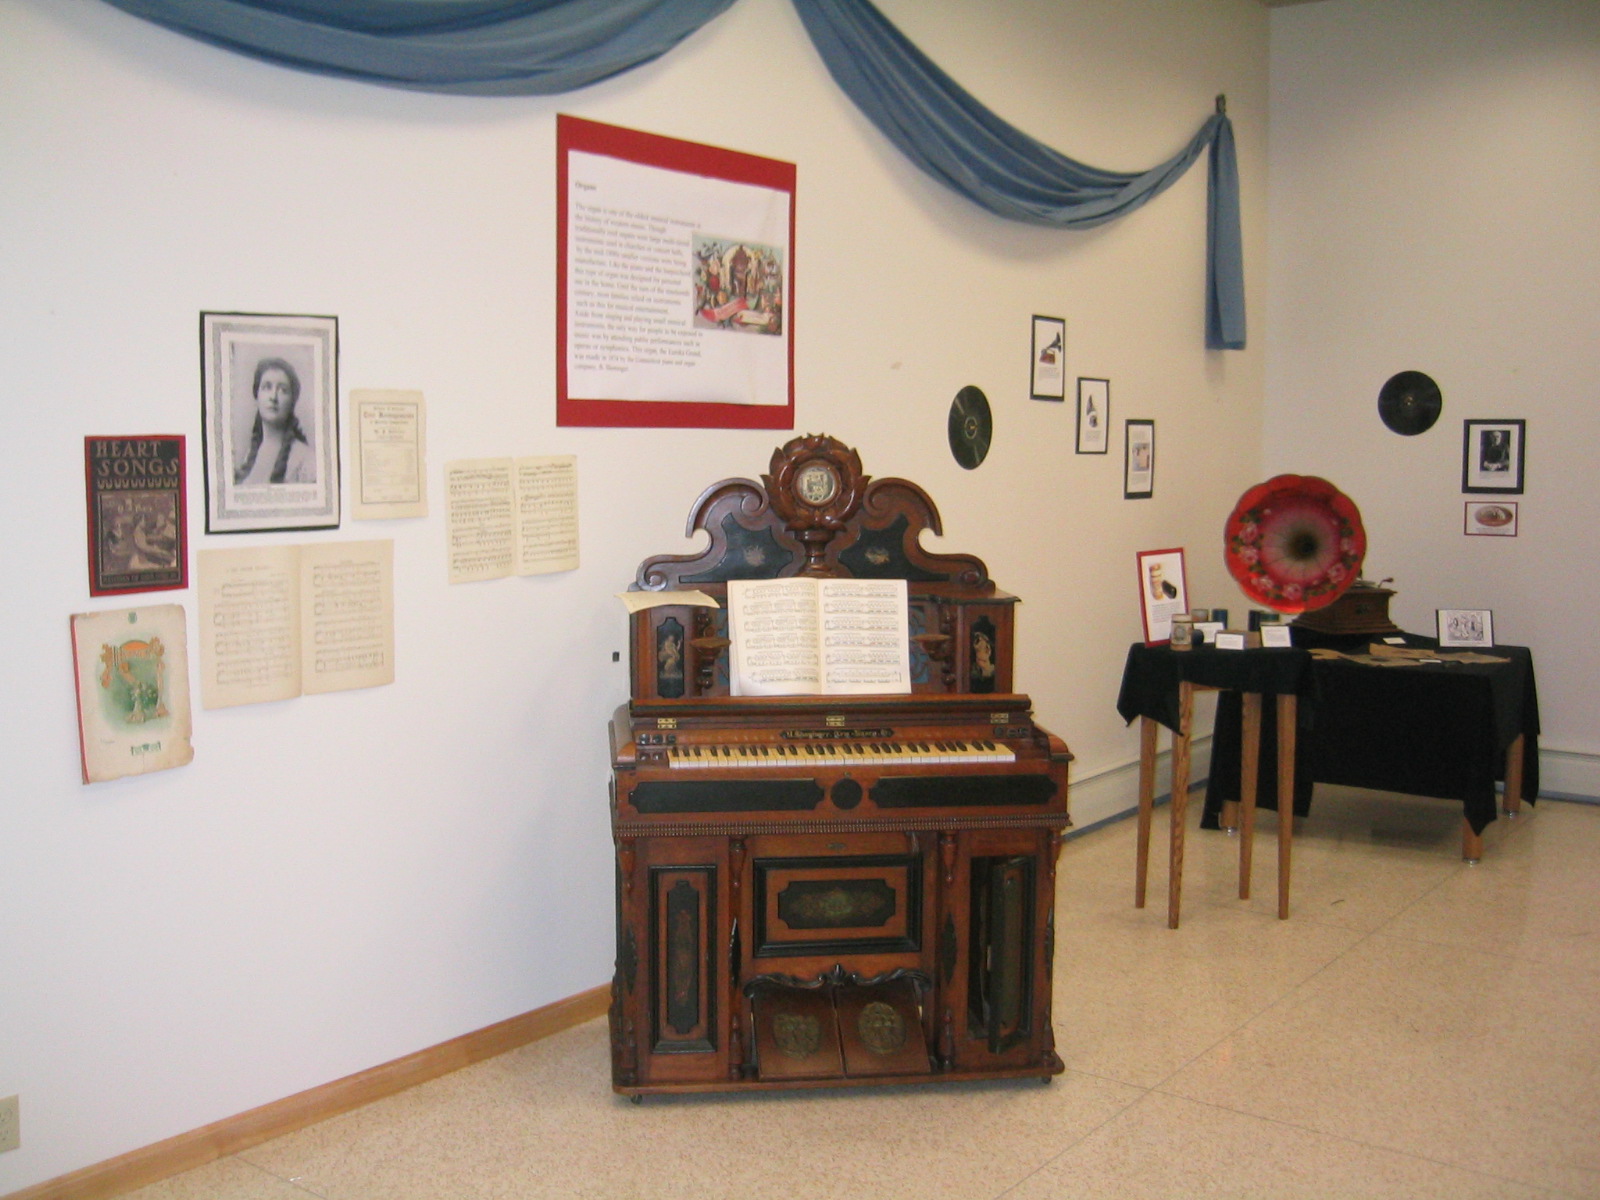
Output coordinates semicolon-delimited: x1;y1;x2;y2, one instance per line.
1265;0;1600;791
0;0;1267;1188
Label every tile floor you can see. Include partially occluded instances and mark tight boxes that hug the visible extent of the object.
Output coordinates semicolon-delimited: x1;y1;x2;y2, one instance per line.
126;791;1600;1200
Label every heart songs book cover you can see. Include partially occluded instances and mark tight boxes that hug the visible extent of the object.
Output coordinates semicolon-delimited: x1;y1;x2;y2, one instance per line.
84;435;187;596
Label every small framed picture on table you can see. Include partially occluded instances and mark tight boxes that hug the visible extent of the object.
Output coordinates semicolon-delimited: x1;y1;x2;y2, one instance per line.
1136;547;1187;645
1437;609;1493;648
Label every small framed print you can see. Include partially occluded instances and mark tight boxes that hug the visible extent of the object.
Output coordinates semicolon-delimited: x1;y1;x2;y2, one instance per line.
1076;377;1109;453
1124;419;1154;499
1437;608;1493;648
1464;500;1517;536
1462;419;1525;495
1030;315;1066;400
1136;547;1187;645
201;311;340;534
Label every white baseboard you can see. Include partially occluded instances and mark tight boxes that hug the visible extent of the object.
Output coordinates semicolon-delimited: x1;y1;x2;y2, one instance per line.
1538;748;1600;802
1067;736;1214;836
1065;741;1599;835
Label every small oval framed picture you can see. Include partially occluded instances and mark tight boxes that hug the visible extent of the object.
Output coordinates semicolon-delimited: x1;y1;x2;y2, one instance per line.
1464;501;1517;536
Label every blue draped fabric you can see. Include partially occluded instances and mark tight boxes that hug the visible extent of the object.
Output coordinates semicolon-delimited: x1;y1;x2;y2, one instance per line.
98;0;739;95
790;0;1245;349
96;0;1244;348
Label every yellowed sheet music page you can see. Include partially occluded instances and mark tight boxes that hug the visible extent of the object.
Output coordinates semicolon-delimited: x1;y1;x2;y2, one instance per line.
198;545;302;709
818;578;911;694
514;454;578;575
351;389;427;519
299;540;394;695
446;459;515;583
728;577;821;696
615;589;719;615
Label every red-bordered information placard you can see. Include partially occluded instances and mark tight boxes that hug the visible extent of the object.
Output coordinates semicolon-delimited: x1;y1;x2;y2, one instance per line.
557;114;795;429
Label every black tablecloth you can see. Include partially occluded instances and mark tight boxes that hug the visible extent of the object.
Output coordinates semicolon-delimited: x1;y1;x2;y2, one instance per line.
1116;641;1315;734
1201;630;1540;836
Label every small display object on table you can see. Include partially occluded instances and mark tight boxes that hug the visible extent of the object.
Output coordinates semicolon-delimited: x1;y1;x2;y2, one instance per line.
1136;547;1187;645
1437;609;1493;648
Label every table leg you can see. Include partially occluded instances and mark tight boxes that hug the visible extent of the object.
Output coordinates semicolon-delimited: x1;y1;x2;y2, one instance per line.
1135;716;1157;909
1276;694;1296;920
1238;692;1262;901
1503;733;1525;817
1462;819;1483;864
1168;683;1194;930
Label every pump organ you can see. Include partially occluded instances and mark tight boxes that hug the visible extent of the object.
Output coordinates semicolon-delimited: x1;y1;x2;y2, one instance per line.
609;434;1071;1096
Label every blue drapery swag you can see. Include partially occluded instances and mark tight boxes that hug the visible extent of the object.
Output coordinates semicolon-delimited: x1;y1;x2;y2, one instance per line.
97;0;1244;349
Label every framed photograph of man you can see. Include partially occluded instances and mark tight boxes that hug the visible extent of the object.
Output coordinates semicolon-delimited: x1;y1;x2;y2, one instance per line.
201;312;339;533
1461;418;1525;495
1076;378;1109;453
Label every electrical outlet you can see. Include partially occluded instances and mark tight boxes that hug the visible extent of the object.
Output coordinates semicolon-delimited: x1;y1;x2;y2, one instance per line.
0;1095;18;1153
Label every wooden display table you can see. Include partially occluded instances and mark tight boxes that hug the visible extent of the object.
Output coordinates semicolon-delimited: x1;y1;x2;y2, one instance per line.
1117;643;1313;928
1203;631;1539;862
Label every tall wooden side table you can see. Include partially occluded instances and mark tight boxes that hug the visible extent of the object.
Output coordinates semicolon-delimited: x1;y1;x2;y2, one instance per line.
1117;644;1313;929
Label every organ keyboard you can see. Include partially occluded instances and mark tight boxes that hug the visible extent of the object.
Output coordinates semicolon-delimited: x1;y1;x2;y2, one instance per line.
608;435;1071;1098
663;738;1016;769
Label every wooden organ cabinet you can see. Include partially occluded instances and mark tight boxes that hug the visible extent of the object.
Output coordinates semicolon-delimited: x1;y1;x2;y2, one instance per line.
609;434;1072;1097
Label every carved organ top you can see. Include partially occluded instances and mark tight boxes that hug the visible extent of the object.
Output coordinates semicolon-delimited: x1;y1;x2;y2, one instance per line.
629;433;1015;703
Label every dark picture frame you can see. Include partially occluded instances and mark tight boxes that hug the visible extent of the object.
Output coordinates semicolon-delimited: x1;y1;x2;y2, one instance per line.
1029;315;1066;400
1075;377;1109;453
1124;419;1154;499
1461;418;1525;495
200;312;340;534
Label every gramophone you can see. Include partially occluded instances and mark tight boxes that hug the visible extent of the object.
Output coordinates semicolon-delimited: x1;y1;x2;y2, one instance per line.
1224;474;1398;636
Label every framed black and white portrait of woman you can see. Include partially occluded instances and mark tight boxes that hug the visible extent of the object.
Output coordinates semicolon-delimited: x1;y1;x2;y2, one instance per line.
200;312;340;533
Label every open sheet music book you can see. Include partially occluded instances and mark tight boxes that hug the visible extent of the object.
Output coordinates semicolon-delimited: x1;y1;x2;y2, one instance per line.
727;577;911;697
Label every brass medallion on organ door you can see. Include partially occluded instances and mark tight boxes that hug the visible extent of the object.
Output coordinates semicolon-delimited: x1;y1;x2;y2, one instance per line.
857;1000;907;1055
773;1012;823;1059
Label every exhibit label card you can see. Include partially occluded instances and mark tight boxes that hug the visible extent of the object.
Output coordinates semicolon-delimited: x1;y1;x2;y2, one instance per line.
71;603;195;783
